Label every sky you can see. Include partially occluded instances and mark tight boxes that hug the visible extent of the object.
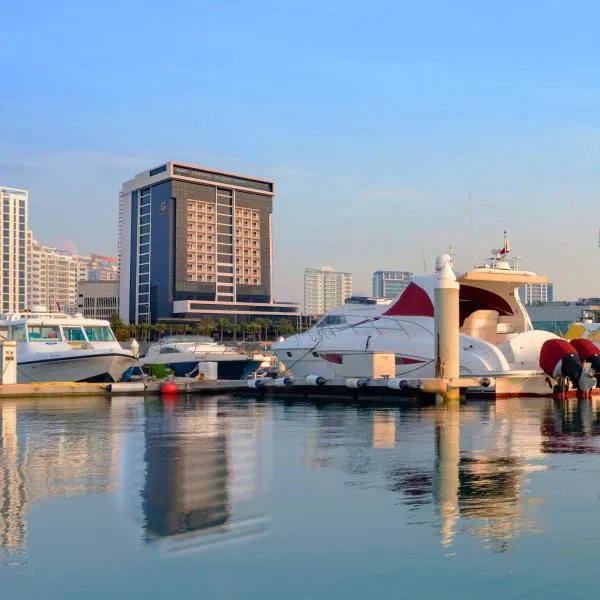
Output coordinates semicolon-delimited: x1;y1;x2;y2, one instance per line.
2;0;600;304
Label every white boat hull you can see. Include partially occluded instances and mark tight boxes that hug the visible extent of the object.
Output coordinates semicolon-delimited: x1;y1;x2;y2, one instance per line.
17;352;136;383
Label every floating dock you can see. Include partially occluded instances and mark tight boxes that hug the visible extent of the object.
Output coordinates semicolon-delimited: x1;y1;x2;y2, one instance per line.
0;371;594;401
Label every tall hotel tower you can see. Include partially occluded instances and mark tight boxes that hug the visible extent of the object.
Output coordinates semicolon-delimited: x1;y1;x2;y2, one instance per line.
119;162;297;325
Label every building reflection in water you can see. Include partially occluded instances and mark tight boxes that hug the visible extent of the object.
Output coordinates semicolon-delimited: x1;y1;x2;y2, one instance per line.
0;405;27;564
0;399;118;569
131;397;269;554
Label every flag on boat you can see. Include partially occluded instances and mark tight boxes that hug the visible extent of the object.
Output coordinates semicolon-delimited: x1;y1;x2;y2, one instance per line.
497;231;510;256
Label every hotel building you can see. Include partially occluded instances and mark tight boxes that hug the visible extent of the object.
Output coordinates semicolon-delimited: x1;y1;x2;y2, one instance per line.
372;270;413;299
304;267;352;315
0;187;28;312
119;162;298;324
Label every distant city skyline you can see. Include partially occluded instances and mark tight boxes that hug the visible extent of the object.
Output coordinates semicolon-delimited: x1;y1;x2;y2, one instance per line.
3;1;600;305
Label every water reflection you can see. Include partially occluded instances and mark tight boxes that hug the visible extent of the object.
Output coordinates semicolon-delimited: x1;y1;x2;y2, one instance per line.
0;398;117;569
138;398;269;553
6;395;600;567
541;398;600;454
300;400;552;553
0;397;270;565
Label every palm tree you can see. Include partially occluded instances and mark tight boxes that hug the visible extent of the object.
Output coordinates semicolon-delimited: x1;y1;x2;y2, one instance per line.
249;322;261;342
215;317;230;341
261;318;272;342
230;324;241;342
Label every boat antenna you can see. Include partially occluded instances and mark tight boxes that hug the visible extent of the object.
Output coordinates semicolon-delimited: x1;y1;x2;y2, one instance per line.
422;245;428;272
469;193;479;267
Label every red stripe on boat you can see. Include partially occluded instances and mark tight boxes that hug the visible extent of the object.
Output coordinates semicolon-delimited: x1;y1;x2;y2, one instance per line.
320;353;344;364
396;356;425;365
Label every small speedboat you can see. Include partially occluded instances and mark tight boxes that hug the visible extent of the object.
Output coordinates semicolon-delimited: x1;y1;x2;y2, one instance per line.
138;336;261;380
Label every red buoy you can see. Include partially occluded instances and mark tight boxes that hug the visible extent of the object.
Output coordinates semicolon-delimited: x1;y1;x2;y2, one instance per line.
160;380;179;396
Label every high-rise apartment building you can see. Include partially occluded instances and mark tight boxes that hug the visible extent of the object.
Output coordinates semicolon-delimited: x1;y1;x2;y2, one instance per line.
119;161;298;324
372;271;413;299
29;241;119;313
304;267;352;315
518;283;554;305
0;187;28;312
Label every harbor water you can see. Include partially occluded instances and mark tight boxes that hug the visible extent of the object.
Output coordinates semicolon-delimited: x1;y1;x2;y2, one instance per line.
2;395;600;598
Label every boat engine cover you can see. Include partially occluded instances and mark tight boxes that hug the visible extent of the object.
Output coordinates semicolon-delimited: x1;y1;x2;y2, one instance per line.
539;338;582;382
570;338;600;367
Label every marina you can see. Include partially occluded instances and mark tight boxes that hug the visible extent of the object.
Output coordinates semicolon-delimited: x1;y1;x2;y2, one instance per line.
5;2;600;596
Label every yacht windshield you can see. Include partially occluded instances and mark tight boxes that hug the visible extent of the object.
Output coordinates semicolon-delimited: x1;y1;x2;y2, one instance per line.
317;315;348;327
63;326;87;341
28;325;61;341
85;326;115;342
11;325;27;342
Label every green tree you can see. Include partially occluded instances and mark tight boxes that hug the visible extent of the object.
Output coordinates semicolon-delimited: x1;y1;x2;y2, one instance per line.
246;322;260;342
196;317;216;337
215;317;231;341
230;324;241;342
275;318;295;338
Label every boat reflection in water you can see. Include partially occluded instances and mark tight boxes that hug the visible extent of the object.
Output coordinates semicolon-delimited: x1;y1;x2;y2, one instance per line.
433;401;546;553
301;400;560;554
118;396;270;555
541;398;600;454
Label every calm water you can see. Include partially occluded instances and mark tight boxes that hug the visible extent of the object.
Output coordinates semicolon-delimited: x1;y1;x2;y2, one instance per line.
2;395;600;599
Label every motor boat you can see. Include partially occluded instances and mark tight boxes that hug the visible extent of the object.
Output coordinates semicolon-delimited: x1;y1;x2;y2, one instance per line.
273;246;569;388
0;309;135;383
138;336;261;380
271;296;392;378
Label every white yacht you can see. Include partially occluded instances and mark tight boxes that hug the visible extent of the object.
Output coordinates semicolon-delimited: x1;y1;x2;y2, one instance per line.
0;310;135;383
139;336;261;380
273;247;563;383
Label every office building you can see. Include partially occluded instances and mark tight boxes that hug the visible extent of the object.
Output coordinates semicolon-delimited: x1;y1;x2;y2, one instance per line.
304;267;352;315
119;161;298;324
0;187;28;312
372;271;413;299
77;280;119;319
518;283;554;305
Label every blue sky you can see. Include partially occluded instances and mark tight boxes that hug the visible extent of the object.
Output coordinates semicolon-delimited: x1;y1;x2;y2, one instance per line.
2;0;600;303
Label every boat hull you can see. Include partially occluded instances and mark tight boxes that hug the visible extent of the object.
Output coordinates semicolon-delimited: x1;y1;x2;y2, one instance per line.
17;353;136;383
142;358;262;380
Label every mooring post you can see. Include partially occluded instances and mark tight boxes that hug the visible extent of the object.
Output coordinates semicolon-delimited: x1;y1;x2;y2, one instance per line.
434;254;460;403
